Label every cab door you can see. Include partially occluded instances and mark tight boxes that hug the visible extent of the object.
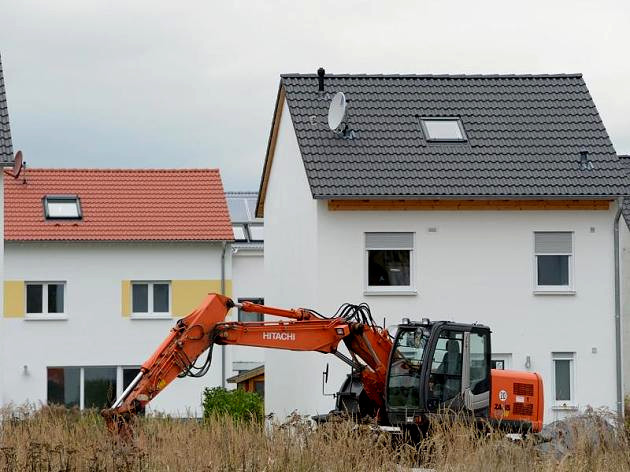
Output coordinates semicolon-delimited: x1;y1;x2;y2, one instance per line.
425;326;491;416
425;328;465;411
461;328;491;416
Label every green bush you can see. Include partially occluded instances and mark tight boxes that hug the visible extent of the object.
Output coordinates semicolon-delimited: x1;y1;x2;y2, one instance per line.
202;387;263;423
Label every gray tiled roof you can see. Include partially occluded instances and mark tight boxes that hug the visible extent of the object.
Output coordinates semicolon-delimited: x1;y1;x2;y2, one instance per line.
281;73;629;198
0;53;13;165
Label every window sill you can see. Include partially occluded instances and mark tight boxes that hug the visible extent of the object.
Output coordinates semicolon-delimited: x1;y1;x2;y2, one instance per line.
130;314;173;320
552;404;578;411
364;289;417;296
25;314;68;321
533;290;576;296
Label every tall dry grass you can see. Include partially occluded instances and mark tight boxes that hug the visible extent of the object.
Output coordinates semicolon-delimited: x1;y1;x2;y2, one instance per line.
0;405;629;471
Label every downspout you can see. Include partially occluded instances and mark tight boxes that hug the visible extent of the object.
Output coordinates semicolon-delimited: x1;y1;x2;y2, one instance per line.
614;198;623;420
221;241;227;388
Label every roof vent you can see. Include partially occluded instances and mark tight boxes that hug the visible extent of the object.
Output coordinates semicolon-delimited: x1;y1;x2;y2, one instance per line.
579;150;594;171
317;67;325;92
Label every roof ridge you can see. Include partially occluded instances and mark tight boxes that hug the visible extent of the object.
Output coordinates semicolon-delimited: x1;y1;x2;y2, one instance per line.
280;73;583;79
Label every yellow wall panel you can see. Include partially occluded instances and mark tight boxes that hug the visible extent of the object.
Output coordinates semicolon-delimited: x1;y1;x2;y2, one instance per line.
4;281;25;318
171;279;232;317
121;280;131;317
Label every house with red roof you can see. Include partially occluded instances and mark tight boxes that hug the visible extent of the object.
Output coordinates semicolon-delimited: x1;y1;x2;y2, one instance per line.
1;168;237;414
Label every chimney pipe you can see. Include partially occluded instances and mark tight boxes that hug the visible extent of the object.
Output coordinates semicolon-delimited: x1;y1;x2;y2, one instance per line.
317;67;325;92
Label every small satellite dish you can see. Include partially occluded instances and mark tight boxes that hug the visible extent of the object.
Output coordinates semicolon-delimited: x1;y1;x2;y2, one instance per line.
327;92;347;131
4;150;23;178
11;151;23;178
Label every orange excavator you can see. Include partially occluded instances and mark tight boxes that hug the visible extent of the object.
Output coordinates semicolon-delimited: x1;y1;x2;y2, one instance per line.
102;293;543;434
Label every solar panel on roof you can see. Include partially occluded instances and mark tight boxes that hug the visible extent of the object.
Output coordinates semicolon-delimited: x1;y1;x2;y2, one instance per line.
227;198;249;222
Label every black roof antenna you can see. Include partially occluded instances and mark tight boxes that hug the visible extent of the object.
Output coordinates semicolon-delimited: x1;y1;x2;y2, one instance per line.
317;67;325;92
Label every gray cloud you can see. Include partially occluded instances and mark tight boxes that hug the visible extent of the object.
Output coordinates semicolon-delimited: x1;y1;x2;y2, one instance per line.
2;0;629;190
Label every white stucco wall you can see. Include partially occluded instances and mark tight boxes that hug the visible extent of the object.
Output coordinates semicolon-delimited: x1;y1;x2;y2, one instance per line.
264;100;321;417
228;249;265;377
1;241;231;416
263;101;620;424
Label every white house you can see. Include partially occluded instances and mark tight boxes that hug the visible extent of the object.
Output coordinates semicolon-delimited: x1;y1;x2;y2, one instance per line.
1;168;234;415
225;191;265;393
0;53;15;407
256;72;629;424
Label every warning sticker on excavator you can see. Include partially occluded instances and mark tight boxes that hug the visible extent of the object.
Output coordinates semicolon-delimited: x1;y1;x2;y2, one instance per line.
498;389;508;402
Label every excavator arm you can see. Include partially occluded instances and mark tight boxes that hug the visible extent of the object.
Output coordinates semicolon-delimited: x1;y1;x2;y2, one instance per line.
102;293;392;431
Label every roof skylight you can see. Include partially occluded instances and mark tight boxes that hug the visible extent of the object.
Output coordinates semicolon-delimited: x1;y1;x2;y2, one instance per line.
420;118;467;142
44;195;82;219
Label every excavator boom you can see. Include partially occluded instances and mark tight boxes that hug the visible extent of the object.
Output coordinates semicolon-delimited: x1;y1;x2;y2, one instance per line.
102;293;392;431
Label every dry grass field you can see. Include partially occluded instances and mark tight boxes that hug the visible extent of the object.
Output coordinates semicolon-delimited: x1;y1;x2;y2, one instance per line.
1;405;629;471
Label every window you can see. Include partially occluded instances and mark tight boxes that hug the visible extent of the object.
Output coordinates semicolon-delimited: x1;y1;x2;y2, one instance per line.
248;225;264;242
123;367;141;390
491;353;512;370
552;352;575;405
420;118;467;142
238;298;264;322
534;232;573;291
428;331;463;406
469;331;490;394
254;380;264;398
43;195;82;219
47;366;131;410
26;282;65;316
365;233;414;292
83;367;117;409
132;281;170;316
47;367;80;408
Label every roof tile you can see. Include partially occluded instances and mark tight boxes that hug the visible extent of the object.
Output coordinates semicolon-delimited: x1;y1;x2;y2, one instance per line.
280;73;629;198
4;169;233;241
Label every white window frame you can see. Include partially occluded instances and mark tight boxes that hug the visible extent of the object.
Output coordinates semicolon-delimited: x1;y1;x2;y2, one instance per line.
131;281;172;319
491;353;512;370
43;195;82;219
533;232;575;294
420;117;467;142
25;281;67;320
552;352;576;409
364;232;416;296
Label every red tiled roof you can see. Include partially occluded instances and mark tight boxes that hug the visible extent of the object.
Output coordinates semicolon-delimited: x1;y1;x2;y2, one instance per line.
4;168;234;241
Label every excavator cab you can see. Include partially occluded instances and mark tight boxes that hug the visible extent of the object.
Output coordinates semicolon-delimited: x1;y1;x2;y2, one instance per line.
386;320;491;427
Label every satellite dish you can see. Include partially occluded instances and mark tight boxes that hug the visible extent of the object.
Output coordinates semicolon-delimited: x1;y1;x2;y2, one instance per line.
11;151;23;178
4;150;23;178
327;92;347;131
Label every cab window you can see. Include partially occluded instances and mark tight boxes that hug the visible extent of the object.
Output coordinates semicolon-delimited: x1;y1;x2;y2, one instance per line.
387;328;427;408
428;331;463;405
469;331;490;394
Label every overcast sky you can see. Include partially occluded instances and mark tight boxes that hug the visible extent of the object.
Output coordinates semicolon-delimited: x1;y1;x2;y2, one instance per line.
1;0;629;190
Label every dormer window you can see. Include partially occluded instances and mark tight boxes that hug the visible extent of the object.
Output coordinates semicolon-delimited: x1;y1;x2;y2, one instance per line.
44;195;82;219
420;118;467;142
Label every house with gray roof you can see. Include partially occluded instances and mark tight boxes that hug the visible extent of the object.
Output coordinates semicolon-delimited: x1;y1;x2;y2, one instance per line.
257;71;629;424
